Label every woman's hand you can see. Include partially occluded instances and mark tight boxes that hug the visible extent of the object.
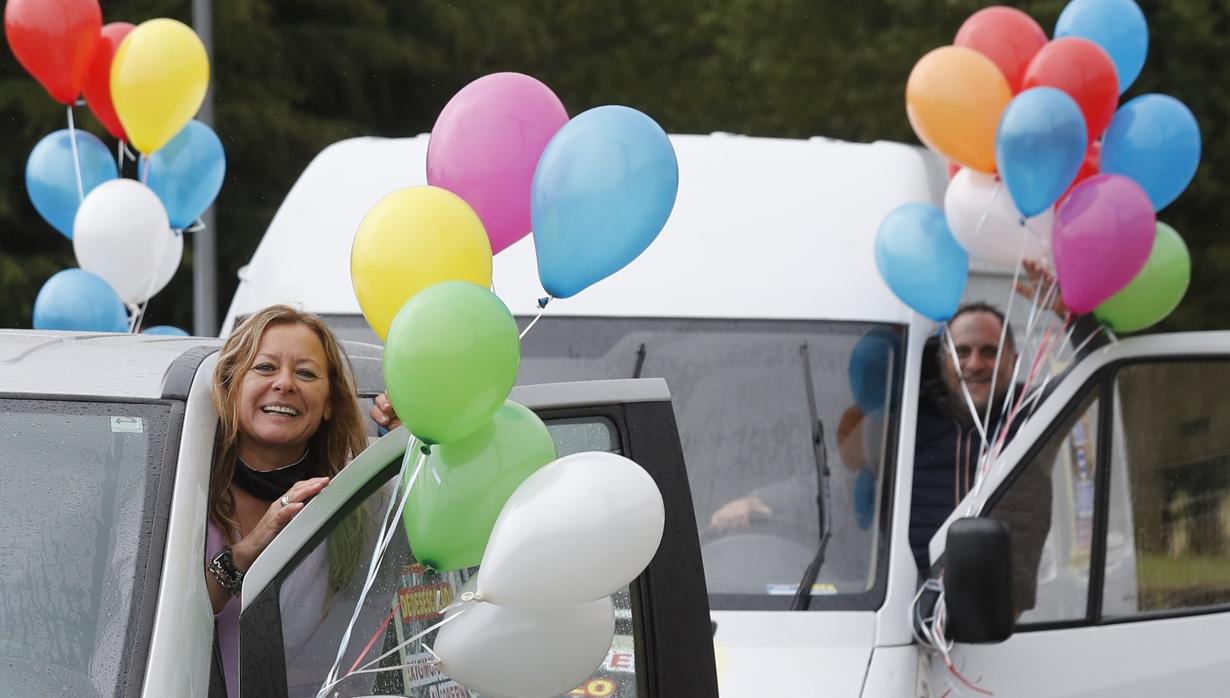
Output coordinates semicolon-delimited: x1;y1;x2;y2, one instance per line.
369;392;402;431
231;476;330;571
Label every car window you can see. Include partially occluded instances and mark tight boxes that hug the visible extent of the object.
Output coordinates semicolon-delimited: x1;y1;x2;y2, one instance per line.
987;391;1098;625
276;415;639;697
0;399;172;697
1103;360;1230;617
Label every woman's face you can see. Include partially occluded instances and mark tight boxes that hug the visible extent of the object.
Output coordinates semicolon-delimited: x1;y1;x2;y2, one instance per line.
235;323;333;467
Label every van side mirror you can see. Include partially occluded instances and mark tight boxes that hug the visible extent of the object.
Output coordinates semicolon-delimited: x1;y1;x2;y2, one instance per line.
944;517;1014;644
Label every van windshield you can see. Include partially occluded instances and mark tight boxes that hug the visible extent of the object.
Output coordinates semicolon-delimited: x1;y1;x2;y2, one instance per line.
515;316;905;611
0;399;173;696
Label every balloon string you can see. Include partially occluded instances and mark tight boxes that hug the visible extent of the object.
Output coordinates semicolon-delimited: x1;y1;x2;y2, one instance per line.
140;154;149;185
318;445;427;696
970;180;1002;242
316;609;468;697
943;324;989;448
518;296;553;340
185;218;206;233
66;106;85;202
116;139;125;173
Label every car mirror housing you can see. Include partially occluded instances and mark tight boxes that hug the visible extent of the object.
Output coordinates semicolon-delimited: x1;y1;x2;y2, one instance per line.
944;517;1014;644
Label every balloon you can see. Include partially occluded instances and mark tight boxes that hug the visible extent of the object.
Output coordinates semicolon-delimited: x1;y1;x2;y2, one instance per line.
1022;37;1119;140
72;179;177;304
428;72;569;255
837;406;867;472
874;203;968;322
1060;141;1102;204
1052;174;1155;314
954;6;1048;93
532;105;678;299
25;129;118;239
435;580;614;698
848;328;896;413
1100;94;1202;212
905;46;1011;173
83;22;134;139
996;87;1088;217
945;169;1052;269
478;452;665;608
33;268;127;332
140;120;226;229
853;467;876;531
384;281;519;445
111;19;209;154
148;230;184;298
351;186;492;341
143;324;189;336
3;0;101;104
1094;222;1191;333
1055;0;1149;95
403;401;557;572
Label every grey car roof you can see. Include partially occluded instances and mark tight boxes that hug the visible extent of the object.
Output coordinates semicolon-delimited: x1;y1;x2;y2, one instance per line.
0;330;386;400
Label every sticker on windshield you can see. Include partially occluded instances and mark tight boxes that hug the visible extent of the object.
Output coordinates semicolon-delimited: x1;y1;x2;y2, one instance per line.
765;582;838;596
110;416;144;433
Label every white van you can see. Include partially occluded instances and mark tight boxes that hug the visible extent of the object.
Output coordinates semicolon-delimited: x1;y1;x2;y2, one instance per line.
226;133;1230;697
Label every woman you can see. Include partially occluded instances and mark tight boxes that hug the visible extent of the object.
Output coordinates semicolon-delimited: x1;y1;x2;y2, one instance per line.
204;304;397;696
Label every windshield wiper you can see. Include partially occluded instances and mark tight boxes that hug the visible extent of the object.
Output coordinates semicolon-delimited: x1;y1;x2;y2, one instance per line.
791;342;832;611
632;342;647;379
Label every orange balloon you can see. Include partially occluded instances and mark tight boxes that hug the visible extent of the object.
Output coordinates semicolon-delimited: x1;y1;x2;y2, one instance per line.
906;46;1012;173
837;405;867;472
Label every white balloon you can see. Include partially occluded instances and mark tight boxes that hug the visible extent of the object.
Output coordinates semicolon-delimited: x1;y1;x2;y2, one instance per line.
434;582;615;698
73;179;175;304
945;169;1052;269
148;230;184;298
478;451;665;609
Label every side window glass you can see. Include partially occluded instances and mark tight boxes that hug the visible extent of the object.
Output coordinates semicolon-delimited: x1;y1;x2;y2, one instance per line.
277;416;638;697
988;392;1099;625
1104;360;1230;617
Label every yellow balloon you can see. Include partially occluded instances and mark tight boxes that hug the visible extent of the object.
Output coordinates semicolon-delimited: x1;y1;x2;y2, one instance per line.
352;186;493;341
906;46;1011;173
111;19;209;154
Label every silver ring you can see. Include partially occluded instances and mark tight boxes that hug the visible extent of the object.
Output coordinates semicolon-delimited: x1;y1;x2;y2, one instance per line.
280;494;291;507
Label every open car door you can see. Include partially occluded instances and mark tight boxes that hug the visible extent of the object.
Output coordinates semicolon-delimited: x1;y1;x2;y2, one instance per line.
237;378;718;698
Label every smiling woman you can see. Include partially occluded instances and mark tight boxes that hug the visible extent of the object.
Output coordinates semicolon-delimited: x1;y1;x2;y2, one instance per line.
204;304;395;698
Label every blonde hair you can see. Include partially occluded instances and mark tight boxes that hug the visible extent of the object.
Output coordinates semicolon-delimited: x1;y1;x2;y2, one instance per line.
209;305;367;589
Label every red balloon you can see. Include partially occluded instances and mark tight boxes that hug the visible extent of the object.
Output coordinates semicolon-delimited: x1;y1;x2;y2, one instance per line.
1022;37;1119;140
955;6;1048;93
1058;141;1102;206
3;0;102;105
946;162;961;180
83;22;135;139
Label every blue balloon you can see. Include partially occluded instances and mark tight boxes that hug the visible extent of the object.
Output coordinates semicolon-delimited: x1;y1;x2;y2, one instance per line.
1055;0;1148;95
1101;94;1201;212
996;87;1088;217
853;467;876;531
531;105;678;299
33;269;128;333
140;120;226;230
849;328;897;413
874;203;968;322
25;130;118;239
143;325;189;337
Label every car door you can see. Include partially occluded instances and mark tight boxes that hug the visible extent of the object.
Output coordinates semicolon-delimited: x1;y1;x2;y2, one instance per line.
933;332;1230;697
237;377;718;698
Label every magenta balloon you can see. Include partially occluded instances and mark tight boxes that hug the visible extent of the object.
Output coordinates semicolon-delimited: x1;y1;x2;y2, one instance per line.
1053;173;1155;314
427;73;569;254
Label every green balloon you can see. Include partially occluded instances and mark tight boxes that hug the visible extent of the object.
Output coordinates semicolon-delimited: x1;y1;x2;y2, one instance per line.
403;400;557;571
384;281;521;444
1094;222;1191;334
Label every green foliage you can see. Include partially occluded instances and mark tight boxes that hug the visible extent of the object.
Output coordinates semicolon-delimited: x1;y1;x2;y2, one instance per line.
0;0;1224;331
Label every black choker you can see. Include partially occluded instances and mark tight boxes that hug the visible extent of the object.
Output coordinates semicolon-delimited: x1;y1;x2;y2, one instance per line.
232;450;310;502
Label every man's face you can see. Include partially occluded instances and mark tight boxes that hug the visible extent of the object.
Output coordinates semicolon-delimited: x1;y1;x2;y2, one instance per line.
939;311;1017;417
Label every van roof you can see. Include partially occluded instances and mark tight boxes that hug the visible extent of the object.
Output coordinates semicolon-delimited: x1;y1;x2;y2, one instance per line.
224;133;947;332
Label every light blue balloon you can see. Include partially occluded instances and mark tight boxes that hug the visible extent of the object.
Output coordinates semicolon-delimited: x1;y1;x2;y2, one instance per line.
996;87;1088;217
874;203;968;322
33;269;128;333
25;130;118;239
848;328;897;413
853;467;876;531
140;120;226;230
1055;0;1148;95
1101;94;1201;212
531;105;678;299
142;325;189;336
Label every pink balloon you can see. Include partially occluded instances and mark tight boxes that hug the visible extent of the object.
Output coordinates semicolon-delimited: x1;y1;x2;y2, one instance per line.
427;73;569;254
1053;174;1155;314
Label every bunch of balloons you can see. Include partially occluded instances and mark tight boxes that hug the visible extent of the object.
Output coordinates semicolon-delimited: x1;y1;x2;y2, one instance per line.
344;72;678;696
7;0;224;334
878;0;1198;333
